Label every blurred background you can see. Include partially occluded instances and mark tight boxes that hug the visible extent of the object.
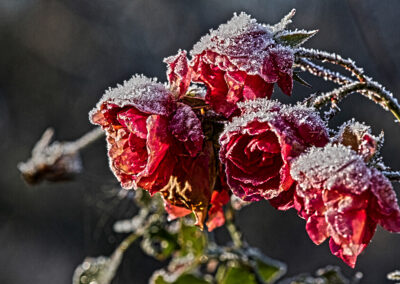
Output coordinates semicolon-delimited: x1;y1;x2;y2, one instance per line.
1;0;400;283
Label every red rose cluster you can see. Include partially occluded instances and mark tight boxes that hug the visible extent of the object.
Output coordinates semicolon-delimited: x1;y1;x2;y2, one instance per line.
90;12;400;267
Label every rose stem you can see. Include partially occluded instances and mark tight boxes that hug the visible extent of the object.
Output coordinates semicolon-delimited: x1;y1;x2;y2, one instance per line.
295;48;400;124
225;203;244;249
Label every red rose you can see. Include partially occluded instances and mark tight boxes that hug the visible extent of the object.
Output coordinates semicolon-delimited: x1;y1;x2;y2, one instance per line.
219;99;329;206
190;12;294;117
291;144;400;267
89;75;203;194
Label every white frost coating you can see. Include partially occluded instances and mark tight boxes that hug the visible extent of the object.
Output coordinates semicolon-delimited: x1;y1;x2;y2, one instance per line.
191;12;272;56
221;99;328;148
89;74;173;122
221;99;280;138
190;12;295;76
269;9;296;34
291;144;372;194
335;119;371;141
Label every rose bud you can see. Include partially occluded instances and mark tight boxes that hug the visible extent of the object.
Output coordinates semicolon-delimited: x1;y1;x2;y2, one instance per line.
190;12;294;117
18;128;83;185
291;144;400;267
334;119;380;162
219;99;329;207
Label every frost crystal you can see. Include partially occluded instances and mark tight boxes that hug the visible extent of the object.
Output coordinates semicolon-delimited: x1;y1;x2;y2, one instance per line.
291;144;372;193
89;74;173;122
190;12;292;76
224;99;328;143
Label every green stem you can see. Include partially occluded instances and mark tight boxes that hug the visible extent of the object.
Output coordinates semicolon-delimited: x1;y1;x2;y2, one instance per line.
225;204;244;249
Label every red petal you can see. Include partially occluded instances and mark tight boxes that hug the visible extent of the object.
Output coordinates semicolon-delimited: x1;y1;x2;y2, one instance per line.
164;201;192;221
369;168;400;232
117;108;148;139
138;115;173;193
169;103;204;157
306;215;329;245
269;183;295;210
164;50;192;98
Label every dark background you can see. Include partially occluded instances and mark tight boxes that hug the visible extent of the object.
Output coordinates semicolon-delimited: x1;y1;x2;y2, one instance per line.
1;0;400;283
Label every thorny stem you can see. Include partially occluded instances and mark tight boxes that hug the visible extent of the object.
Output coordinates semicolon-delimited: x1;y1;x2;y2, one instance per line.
225;203;244;249
295;47;366;82
295;48;400;124
296;57;351;85
382;171;400;183
311;82;400;123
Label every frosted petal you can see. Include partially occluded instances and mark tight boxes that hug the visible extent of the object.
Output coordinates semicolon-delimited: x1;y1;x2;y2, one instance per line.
89;74;174;123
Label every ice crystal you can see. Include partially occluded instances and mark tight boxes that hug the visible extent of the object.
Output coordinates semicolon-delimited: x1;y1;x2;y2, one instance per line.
224;99;328;143
89;74;173;122
190;12;293;76
291;144;372;193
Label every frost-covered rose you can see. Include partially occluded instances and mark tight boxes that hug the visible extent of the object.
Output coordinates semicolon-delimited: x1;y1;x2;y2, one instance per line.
291;144;400;267
89;75;203;195
190;13;294;117
219;99;329;206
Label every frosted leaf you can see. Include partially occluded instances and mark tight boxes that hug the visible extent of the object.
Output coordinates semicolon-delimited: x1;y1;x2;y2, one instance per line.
274;29;318;47
269;9;296;34
291;144;372;194
89;74;174;123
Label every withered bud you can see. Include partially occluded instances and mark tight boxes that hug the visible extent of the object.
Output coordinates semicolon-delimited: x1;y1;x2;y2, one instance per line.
18;128;82;185
334;120;380;162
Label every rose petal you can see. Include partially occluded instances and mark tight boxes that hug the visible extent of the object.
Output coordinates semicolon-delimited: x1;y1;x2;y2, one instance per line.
169;103;204;157
164;50;192;98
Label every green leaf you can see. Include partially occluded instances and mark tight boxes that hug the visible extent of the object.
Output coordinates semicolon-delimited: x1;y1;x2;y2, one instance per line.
152;271;209;284
216;264;257;284
177;220;207;257
256;260;282;283
248;248;286;283
275;30;318;47
293;72;312;88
